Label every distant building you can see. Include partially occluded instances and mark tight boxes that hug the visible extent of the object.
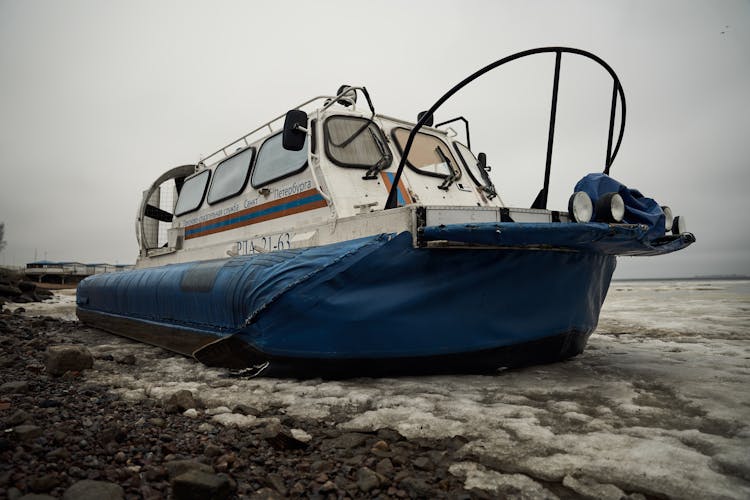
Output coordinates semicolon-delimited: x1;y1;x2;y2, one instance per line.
25;260;133;285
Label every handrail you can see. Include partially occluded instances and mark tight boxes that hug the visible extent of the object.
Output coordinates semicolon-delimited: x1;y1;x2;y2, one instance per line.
385;47;627;210
200;86;374;168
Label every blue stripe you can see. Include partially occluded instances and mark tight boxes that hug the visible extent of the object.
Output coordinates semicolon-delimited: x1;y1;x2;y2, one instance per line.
186;193;325;237
385;172;405;206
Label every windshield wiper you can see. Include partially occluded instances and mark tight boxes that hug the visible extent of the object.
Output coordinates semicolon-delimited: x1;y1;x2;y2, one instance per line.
435;147;458;190
363;128;393;179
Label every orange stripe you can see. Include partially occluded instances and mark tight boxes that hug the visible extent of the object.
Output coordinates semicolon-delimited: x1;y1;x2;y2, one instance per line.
380;172;413;206
184;189;327;240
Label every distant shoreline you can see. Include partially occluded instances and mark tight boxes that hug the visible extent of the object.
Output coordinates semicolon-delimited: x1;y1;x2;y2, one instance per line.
613;275;750;282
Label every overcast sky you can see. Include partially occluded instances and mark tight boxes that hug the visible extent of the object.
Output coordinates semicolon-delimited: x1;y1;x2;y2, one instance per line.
1;0;748;278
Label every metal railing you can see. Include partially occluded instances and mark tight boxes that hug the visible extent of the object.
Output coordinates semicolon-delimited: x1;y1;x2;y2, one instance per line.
386;47;626;210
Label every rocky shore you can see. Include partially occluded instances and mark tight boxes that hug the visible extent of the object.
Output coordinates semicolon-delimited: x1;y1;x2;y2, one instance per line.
2;281;749;499
0;268;54;309
0;312;485;499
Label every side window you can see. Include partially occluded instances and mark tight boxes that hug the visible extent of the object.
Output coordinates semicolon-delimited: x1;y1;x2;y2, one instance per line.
324;116;391;169
391;127;456;178
251;133;308;188
207;147;254;204
174;170;210;216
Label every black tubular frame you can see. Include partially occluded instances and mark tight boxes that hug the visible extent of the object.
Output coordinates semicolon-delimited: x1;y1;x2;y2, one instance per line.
384;47;626;210
434;116;472;149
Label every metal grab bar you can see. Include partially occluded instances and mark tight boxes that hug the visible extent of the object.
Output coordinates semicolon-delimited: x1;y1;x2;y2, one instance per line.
385;47;627;210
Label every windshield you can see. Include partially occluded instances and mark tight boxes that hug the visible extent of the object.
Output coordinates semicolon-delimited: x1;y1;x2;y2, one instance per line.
392;127;458;178
324;116;391;170
454;142;486;187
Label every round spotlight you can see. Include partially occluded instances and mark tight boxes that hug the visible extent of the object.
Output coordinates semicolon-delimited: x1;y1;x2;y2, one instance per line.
672;215;687;235
595;192;625;222
568;191;593;223
661;205;674;232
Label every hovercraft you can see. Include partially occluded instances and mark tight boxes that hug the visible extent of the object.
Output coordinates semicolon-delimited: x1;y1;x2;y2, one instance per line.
76;47;694;377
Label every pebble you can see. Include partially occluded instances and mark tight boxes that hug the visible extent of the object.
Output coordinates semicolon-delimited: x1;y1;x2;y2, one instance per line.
0;380;30;393
0;313;471;500
376;457;395;476
12;424;43;441
357;466;381;492
171;470;232;500
62;480;124;500
165;460;214;478
6;409;31;426
165;390;196;413
45;345;94;376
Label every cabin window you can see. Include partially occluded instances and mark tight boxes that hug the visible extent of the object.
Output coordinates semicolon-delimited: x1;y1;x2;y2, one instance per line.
324;116;391;169
174;170;210;216
207;147;254;204
391;127;457;179
251;132;308;188
453;142;487;187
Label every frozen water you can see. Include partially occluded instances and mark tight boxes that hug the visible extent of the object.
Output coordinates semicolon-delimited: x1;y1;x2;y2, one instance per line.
23;280;750;498
18;288;77;320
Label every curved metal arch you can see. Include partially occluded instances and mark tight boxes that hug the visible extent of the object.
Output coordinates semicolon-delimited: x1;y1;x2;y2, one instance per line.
385;47;627;210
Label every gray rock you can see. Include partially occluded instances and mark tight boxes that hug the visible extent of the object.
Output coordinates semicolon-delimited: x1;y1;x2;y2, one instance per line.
165;459;214;478
19;494;57;500
148;417;166;427
62;480;124;500
17;281;36;293
6;409;31;426
233;403;260;416
266;473;287;495
204;443;223;457
260;422;308;450
0;284;22;297
0;381;30;393
376;457;394;476
46;448;70;460
319;480;337;493
412;456;434;471
116;353;136;365
28;473;60;492
45;345;93;376
248;487;283;500
12;425;42;441
324;432;370;450
400;477;432;497
172;470;232;500
7;487;22;500
377;428;405;442
165;389;196;413
357;467;381;492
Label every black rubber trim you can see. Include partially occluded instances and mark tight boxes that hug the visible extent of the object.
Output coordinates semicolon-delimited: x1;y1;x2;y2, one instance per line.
323;115;390;170
240;329;592;379
174;169;211;217
77;305;591;379
390;127;451;179
452;141;485;188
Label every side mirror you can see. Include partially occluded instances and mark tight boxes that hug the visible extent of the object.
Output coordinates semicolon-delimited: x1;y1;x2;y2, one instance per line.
477;152;490;171
282;109;308;151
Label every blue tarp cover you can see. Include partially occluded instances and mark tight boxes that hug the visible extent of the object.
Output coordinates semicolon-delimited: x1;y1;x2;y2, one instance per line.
574;173;666;239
